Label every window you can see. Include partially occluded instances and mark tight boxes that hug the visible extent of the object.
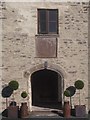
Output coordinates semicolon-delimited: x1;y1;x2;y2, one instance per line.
38;9;58;34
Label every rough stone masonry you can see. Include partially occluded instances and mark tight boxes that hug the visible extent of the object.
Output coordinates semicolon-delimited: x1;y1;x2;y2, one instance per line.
0;1;89;113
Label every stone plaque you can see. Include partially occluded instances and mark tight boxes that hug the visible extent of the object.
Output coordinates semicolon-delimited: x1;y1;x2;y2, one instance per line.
35;36;57;58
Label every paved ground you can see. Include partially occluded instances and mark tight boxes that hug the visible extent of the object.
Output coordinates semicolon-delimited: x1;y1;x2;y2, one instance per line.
29;116;89;120
1;105;89;120
1;110;89;119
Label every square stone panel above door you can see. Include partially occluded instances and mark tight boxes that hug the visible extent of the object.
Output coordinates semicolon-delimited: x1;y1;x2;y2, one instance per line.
35;36;57;58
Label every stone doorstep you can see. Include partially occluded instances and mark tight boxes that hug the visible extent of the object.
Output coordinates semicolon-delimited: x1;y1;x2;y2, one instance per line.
31;106;61;112
29;111;62;117
30;106;63;117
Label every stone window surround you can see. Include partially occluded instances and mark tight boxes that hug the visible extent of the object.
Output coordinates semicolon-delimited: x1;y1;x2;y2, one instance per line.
37;9;59;34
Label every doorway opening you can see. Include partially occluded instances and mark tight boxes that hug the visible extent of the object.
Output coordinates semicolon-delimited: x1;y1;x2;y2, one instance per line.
31;69;63;110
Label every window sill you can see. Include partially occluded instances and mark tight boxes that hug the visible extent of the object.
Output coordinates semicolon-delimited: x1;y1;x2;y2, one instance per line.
35;34;59;37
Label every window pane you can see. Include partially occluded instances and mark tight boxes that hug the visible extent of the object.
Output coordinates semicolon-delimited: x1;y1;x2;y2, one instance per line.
39;22;47;33
39;10;46;21
38;10;47;33
49;22;57;33
49;10;58;21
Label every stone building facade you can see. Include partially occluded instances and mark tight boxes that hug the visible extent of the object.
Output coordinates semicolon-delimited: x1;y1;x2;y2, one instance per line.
1;1;89;112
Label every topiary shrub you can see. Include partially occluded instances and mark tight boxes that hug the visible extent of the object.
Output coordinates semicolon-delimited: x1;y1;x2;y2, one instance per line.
20;91;28;118
21;91;28;99
64;89;71;107
64;86;76;109
74;80;84;105
74;80;84;90
64;90;71;97
8;80;19;104
66;86;76;108
9;80;19;91
2;86;13;108
66;86;76;97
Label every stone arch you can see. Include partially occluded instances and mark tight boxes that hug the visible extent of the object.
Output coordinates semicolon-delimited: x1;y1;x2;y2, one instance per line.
24;63;67;78
24;62;66;111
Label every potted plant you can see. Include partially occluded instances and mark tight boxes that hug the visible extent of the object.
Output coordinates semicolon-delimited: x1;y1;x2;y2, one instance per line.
66;86;76;109
8;80;19;104
8;80;19;118
66;86;76;116
20;91;29;118
2;85;13;108
64;86;76;117
64;89;71;101
74;80;86;117
63;90;71;117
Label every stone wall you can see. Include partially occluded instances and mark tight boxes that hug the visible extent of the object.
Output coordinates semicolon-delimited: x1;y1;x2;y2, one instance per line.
1;2;89;111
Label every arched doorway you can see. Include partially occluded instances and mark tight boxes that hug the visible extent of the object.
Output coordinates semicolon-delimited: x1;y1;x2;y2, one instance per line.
31;69;63;109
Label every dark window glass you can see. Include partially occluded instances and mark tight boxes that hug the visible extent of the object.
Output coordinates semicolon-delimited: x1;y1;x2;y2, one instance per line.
49;10;58;21
49;22;57;33
40;21;47;33
38;10;47;33
39;10;46;21
38;9;58;34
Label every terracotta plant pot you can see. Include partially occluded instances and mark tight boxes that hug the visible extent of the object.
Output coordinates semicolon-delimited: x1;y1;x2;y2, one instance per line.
8;106;19;118
63;101;71;118
75;105;86;117
20;102;29;118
